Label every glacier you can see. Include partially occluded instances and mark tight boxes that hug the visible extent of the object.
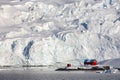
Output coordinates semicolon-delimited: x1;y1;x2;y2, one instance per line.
0;0;120;66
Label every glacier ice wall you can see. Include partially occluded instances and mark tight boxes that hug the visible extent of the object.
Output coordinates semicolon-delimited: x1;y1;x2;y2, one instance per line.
0;0;120;65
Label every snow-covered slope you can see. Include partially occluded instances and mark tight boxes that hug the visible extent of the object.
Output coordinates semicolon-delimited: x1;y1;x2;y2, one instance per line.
0;0;120;65
99;58;120;68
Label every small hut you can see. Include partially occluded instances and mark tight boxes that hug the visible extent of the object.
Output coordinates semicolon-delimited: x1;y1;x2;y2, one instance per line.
84;59;97;65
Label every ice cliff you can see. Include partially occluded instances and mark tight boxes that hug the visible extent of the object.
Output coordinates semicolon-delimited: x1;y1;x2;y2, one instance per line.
0;0;120;65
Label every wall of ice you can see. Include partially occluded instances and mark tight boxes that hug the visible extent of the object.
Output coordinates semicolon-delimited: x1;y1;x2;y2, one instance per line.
0;0;120;65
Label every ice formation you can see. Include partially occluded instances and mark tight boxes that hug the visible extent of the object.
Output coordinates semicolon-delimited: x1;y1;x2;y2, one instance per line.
0;0;120;65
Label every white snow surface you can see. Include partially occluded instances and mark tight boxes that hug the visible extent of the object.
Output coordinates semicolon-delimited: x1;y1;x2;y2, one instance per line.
0;0;120;66
99;58;120;68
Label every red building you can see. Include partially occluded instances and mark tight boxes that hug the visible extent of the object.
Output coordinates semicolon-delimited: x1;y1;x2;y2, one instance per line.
84;59;97;65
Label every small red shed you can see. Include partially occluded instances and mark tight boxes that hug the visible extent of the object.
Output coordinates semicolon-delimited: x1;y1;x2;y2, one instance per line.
84;59;97;65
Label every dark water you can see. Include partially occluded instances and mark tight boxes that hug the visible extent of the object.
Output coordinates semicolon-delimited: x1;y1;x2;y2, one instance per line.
0;69;120;80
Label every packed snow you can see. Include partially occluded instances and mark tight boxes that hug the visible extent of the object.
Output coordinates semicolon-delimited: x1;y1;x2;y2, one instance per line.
0;0;120;66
